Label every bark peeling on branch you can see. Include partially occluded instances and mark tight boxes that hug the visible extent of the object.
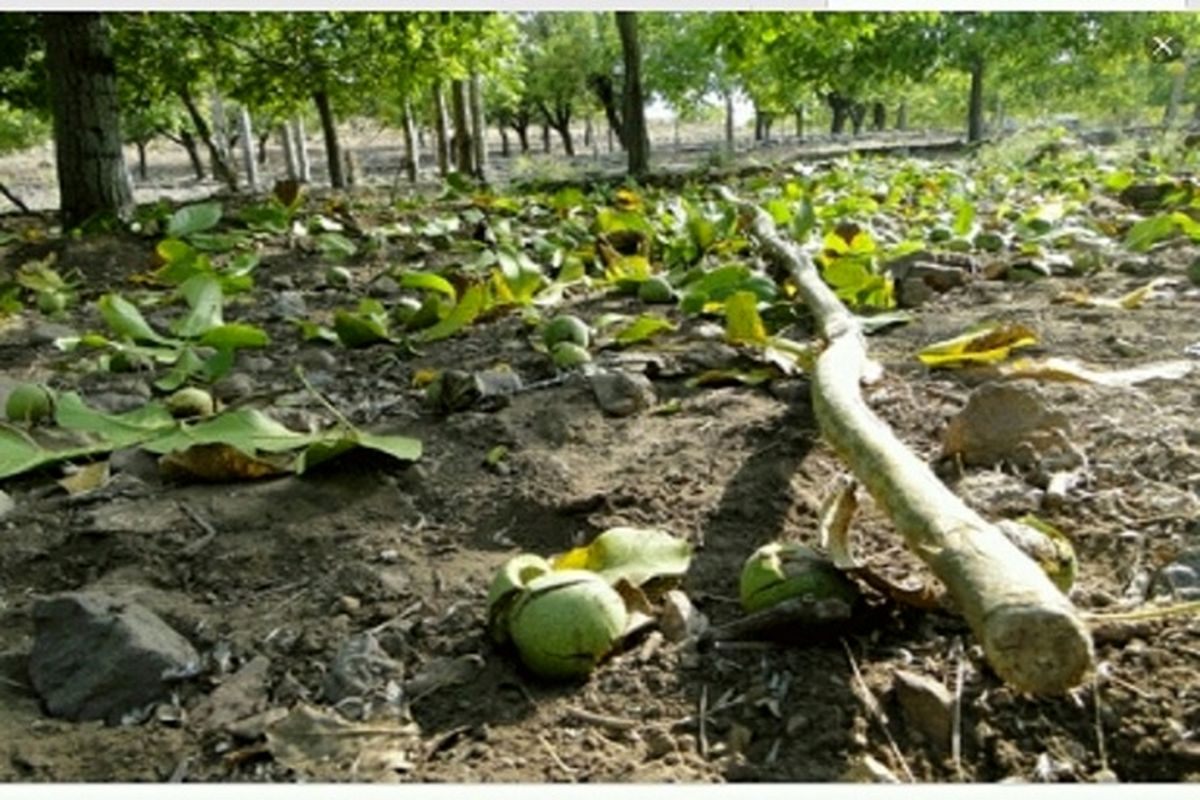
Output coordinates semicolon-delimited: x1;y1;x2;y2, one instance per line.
724;189;1093;694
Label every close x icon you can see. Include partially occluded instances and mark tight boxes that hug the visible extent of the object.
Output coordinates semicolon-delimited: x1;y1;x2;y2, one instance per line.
1147;32;1185;63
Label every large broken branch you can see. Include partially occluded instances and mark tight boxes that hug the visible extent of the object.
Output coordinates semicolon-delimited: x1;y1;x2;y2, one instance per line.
725;189;1093;694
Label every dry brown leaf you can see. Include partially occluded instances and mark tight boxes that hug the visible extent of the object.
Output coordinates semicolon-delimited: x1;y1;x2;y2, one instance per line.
158;443;290;482
265;703;421;781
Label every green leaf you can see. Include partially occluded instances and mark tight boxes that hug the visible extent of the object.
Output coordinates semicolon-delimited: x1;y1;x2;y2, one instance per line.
199;323;270;350
1124;214;1179;252
98;293;174;345
614;314;676;346
154;347;206;392
400;271;457;300
317;232;358;261
724;291;767;345
55;392;175;446
334;309;392;348
172;275;224;338
188;232;246;253
552;527;692;588
167;201;223;238
417;284;486;343
142;407;311;456
951;196;977;237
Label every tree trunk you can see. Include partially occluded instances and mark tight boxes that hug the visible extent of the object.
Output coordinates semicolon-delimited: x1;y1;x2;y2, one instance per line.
236;105;258;192
607;126;614;153
178;128;205;180
590;74;625;150
343;150;357;188
280;123;299;180
256;129;270;166
469;72;487;179
291;116;311;182
1163;59;1192;130
794;104;805;140
850;103;867;136
135;141;148;181
542;123;550;154
616;11;649;178
312;89;344;189
515;123;529;154
499;125;510;158
402;98;420;183
871;101;886;131
968;56;985;143
450;79;473;175
432;80;450;177
179;86;237;190
210;90;230;166
754;105;765;142
828;93;850;135
583;115;593;147
896;101;908;131
725;91;735;152
553;121;574;156
42;12;134;226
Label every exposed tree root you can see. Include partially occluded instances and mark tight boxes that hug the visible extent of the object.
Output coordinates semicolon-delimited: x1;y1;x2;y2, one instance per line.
726;189;1093;694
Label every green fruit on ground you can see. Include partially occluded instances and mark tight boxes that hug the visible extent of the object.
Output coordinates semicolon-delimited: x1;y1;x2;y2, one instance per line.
637;276;674;304
487;554;554;643
5;382;55;424
542;314;590;349
928;227;953;244
508;570;628;679
739;542;859;613
551;341;591;369
37;291;67;314
165;387;215;418
974;232;1006;253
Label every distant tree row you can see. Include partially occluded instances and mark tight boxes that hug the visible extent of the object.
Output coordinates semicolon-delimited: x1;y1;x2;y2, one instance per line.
1;11;1198;225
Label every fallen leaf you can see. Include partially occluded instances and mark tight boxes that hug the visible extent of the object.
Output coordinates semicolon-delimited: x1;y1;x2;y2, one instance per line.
265;703;420;781
997;357;1195;387
917;322;1038;367
57;461;110;495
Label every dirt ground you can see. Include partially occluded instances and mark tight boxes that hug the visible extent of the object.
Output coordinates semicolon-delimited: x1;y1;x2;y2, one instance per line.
0;133;1198;784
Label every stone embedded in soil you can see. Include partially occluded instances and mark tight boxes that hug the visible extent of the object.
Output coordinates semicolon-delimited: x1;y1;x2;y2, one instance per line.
322;632;404;705
589;369;656;417
194;654;272;732
942;381;1073;468
659;590;708;642
28;321;76;345
1150;549;1200;601
213;372;257;404
28;592;200;725
893;669;954;754
0;489;15;520
272;290;308;320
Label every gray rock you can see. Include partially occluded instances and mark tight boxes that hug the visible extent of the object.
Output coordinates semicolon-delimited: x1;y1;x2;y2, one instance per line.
370;276;401;298
28;322;76;346
322;632;404;705
213;372;257;404
0;489;15;520
659;590;708;642
108;448;161;483
589;369;656;417
88;392;150;414
299;347;339;372
272;290;308;320
1150;548;1200;601
893;669;954;753
241;355;275;374
29;592;200;724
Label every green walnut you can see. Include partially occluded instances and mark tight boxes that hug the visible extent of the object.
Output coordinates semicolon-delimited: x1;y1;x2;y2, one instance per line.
37;291;67;315
487;553;554;643
542;314;590;350
5;382;55;424
166;387;215;418
739;542;860;613
637;276;674;304
551;341;591;369
508;570;628;680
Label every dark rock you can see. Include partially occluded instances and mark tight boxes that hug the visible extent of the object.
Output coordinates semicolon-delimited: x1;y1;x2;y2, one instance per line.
1150;548;1200;601
272;290;307;320
29;592;200;724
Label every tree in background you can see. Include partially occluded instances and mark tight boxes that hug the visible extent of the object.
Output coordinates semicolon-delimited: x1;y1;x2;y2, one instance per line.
42;12;133;227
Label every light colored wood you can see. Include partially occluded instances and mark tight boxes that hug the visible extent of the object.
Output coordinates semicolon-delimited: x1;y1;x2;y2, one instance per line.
728;190;1093;694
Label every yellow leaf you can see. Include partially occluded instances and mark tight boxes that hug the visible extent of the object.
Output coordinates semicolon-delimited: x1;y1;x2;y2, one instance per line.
551;546;590;571
613;188;642;211
724;290;767;345
917;322;1038;368
999;357;1193;387
58;461;110;496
